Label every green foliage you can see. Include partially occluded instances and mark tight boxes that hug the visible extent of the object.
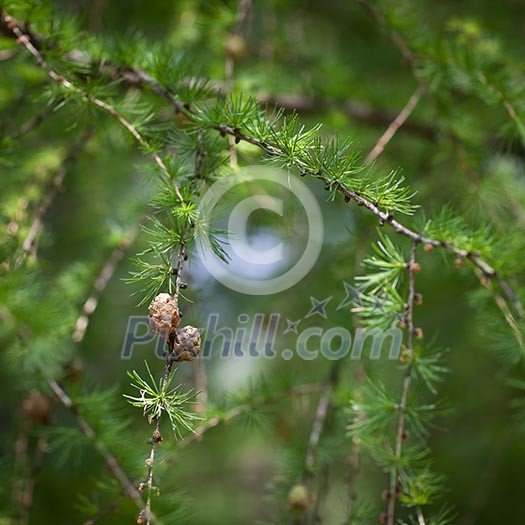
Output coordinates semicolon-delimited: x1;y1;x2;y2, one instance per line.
352;233;407;328
125;363;198;437
2;0;525;523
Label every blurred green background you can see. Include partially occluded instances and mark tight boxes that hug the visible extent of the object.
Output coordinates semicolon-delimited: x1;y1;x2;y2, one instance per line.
2;0;525;523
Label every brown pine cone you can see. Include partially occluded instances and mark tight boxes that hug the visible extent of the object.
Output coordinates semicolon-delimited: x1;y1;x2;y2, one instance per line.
148;293;180;340
173;325;201;361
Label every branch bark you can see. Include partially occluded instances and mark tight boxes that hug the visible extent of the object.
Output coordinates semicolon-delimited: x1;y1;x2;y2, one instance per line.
366;84;425;164
47;379;145;511
20;128;93;261
385;241;417;525
73;224;141;342
2;9;521;319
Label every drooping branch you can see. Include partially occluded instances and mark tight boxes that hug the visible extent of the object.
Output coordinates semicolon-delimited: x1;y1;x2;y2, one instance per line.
301;363;341;523
102;68;523;319
2;9;521;320
98;382;324;521
13;404;50;525
19;128;93;261
73;224;141;342
139;128;203;525
19;434;47;525
0;11;184;203
140;235;190;525
385;241;418;525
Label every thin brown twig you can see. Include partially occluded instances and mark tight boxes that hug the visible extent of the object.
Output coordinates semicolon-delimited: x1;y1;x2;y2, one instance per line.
19;435;47;525
304;364;340;479
191;131;208;413
356;0;525;168
0;12;184;203
142;230;191;524
366;84;425;164
20;128;93;260
302;363;341;524
355;0;415;65
141;130;200;523
385;241;417;525
178;382;323;449
73;224;141;342
179;404;248;449
417;507;426;525
47;379;145;512
477;72;524;138
98;381;323;520
142;353;173;525
474;268;523;347
0;47;17;60
13;417;30;522
304;386;331;474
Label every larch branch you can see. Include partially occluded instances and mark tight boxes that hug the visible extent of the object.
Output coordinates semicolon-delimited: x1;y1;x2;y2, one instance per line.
2;9;521;320
386;241;417;525
366;84;425;164
47;379;145;512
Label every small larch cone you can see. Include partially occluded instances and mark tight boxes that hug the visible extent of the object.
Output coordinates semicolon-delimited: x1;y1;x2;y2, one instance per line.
174;325;201;361
148;293;180;340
